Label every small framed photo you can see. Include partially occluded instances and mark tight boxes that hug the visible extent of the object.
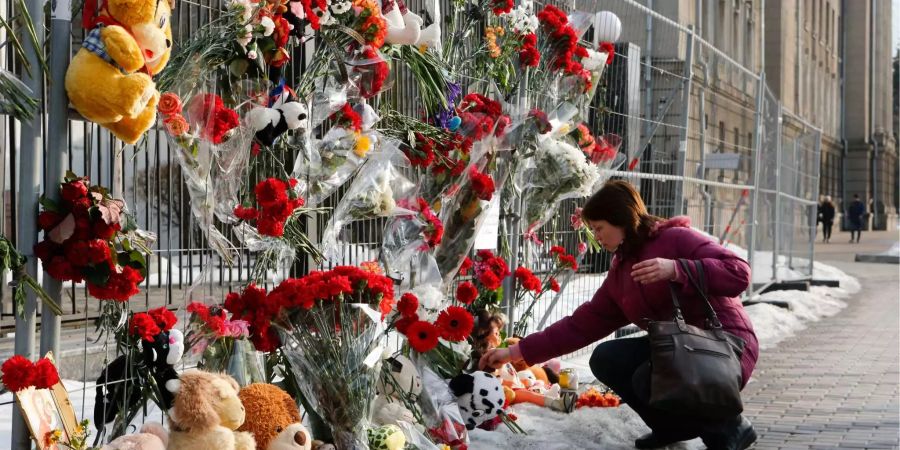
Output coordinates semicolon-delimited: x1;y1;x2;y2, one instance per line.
15;353;77;449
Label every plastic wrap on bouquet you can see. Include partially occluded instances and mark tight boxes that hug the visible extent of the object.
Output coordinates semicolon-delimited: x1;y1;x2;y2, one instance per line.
346;45;392;99
276;303;387;450
519;136;600;236
159;78;255;264
321;145;416;262
410;353;468;449
380;198;443;276
432;143;511;283
233;222;296;281
199;338;266;387
295;103;382;205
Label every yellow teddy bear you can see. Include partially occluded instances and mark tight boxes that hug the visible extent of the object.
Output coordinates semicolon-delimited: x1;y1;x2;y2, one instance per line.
65;0;173;144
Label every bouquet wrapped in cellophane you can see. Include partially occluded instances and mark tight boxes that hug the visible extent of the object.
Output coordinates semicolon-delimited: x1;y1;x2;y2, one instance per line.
320;145;416;263
270;266;396;450
184;301;265;386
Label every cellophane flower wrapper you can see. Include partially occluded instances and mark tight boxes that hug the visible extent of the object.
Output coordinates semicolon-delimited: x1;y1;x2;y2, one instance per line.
411;353;468;448
380;198;443;276
298;103;382;205
432;138;511;283
196;338;266;387
276;302;387;450
233;222;296;282
321;145;416;262
291;82;349;172
346;45;392;99
520;135;599;236
159;74;256;265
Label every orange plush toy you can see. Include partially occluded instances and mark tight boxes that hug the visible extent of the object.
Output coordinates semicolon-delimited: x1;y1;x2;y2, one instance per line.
238;383;312;450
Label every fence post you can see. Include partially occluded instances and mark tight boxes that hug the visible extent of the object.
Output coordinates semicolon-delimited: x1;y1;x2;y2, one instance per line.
746;72;766;296
809;129;822;277
12;0;45;444
673;27;696;216
772;101;783;283
40;0;73;361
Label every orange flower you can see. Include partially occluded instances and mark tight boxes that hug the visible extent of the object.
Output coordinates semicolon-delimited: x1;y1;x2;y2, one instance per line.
157;93;182;117
164;114;189;136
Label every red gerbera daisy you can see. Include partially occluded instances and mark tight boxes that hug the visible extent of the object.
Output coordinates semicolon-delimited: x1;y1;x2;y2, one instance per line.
435;306;474;342
406;320;440;353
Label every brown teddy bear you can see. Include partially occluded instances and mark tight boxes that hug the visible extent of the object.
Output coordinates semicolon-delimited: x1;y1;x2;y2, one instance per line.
237;383;311;450
166;369;256;450
65;0;174;143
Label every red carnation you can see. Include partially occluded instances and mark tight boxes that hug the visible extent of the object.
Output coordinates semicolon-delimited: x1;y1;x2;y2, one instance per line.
395;314;418;334
37;211;62;231
92;220;121;240
46;256;83;282
254;178;289;209
1;355;35;392
459;257;473;276
455;281;478;304
87;266;143;302
550;246;565;256
273;15;291;48
478;271;502;290
398;293;419;317
515;266;541;293
188;302;211;321
549;277;561;292
435;306;474;342
33;240;57;262
558;254;578;271
129;313;161;342
32;358;60;389
148;307;177;331
490;0;512;15
234;205;259;221
469;168;495;201
599;42;616;65
60;180;89;203
331;103;362;131
406;320;440;353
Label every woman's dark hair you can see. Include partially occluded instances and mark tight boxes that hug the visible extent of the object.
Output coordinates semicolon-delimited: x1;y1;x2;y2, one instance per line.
581;179;663;256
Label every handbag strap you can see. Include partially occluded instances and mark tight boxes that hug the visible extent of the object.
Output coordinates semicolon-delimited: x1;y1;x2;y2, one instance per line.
671;259;723;329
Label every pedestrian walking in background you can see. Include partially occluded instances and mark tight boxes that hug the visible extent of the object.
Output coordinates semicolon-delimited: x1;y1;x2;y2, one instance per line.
847;194;866;243
819;196;836;243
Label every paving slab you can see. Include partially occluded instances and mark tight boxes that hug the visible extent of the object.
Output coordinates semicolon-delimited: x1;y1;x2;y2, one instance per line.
741;258;899;449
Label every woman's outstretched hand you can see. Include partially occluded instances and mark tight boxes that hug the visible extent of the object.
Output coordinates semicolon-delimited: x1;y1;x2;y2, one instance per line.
631;257;677;284
479;346;522;371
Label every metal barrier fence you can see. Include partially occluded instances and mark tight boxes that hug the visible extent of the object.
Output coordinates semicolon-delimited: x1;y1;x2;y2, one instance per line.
0;0;822;447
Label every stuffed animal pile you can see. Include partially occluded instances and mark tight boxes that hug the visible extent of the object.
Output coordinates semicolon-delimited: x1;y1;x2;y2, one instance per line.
166;370;256;450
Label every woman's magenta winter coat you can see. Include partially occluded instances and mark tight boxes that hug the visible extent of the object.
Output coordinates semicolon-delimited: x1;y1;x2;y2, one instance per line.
518;216;759;386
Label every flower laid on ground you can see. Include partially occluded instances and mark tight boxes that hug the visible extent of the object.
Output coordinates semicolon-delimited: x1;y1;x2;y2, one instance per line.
35;174;149;302
1;355;60;392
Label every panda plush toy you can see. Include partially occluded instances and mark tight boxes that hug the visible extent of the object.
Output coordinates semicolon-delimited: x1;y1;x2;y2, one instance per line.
248;87;309;147
448;371;506;430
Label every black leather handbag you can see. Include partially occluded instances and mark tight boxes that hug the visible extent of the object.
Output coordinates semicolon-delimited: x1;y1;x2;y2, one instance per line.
641;259;746;419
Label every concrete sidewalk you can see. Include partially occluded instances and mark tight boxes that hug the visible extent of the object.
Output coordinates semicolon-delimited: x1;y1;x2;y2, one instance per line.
741;256;899;449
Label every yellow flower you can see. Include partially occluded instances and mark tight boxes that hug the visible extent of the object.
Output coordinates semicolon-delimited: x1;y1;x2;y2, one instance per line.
558;123;571;134
354;133;372;157
418;44;428;53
